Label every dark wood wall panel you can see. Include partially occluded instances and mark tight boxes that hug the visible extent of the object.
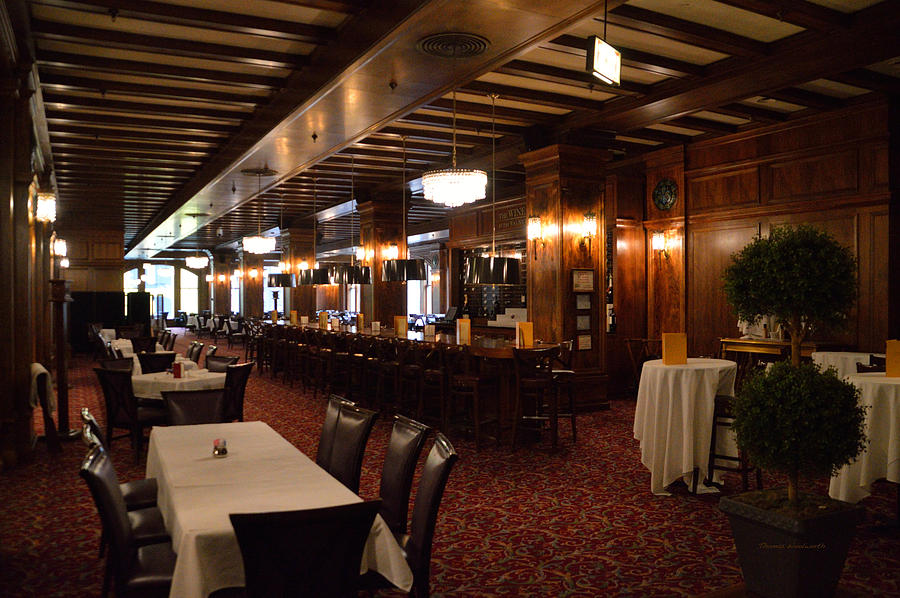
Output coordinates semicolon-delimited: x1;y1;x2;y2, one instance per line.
646;223;684;339
768;150;858;203
687;221;760;357
687;167;759;212
858;209;890;352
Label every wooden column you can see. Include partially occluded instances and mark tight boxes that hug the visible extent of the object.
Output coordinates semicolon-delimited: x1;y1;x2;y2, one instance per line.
284;227;317;319
889;96;900;340
358;198;406;326
241;251;264;318
49;279;76;438
520;145;612;409
212;253;231;315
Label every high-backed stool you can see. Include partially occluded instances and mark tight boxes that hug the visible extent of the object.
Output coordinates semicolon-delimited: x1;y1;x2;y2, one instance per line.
551;340;577;445
419;344;448;431
446;345;499;450
707;394;762;491
512;346;560;448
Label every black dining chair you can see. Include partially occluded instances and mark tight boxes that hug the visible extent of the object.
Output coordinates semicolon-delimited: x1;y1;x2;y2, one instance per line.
99;357;135;372
228;500;381;598
223;362;254;422
93;368;167;462
79;443;175;598
325;403;378;494
378;415;430;537
206;354;239;373
138;351;176;374
360;433;459;598
316;395;356;469
162;389;228;425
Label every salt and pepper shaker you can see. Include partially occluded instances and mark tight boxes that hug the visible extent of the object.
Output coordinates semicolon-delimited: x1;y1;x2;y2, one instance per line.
213;438;228;458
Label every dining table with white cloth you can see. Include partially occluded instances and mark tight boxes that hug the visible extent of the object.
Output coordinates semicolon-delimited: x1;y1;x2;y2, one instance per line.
634;358;738;495
110;338;166;357
186;315;199;329
131;353;197;376
146;421;413;598
99;328;116;343
812;351;886;380
132;368;226;400
829;373;900;503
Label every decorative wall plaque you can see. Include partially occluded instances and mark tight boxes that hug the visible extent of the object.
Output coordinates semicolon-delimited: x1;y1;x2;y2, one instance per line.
652;178;678;211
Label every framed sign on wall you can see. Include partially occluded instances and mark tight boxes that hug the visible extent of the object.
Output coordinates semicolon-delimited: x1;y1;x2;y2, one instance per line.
572;269;594;292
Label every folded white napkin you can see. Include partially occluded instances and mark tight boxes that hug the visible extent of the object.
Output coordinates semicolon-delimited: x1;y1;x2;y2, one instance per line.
30;362;56;413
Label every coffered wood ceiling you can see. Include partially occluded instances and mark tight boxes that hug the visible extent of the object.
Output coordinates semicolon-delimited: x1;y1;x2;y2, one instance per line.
17;0;900;258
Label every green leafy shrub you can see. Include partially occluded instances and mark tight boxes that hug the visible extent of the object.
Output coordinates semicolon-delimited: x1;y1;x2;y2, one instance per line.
723;225;857;365
732;361;867;503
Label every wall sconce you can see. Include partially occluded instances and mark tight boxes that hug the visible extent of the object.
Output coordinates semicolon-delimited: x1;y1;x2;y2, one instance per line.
527;215;544;260
233;268;243;279
278;261;289;272
59;257;69;269
384;243;400;260
581;211;596;251
355;246;366;262
651;231;670;259
36;192;57;222
248;268;259;279
298;260;309;271
217;273;227;283
52;238;67;257
205;274;215;283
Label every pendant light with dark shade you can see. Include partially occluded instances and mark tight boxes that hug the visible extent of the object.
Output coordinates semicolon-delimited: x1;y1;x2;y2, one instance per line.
464;94;521;285
269;196;296;288
382;137;427;282
331;155;371;285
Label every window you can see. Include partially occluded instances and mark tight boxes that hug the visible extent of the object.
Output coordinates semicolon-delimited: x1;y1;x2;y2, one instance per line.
347;284;360;313
144;264;174;317
123;268;140;316
231;274;241;315
407;279;424;317
180;269;199;314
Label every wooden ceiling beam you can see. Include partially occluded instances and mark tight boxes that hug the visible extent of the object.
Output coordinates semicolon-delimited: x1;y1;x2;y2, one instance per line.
40;92;249;120
48;142;210;158
49;132;217;150
37;0;336;44
30;19;307;68
713;0;848;33
829;69;900;95
459;80;607;113
52;156;197;171
496;59;647;96
395;112;525;136
44;109;239;133
548;34;706;79
606;5;768;57
40;73;264;105
37;50;284;88
714;103;787;123
664;116;739;134
764;87;844;110
49;123;226;142
263;0;364;14
377;125;495;147
427;97;561;124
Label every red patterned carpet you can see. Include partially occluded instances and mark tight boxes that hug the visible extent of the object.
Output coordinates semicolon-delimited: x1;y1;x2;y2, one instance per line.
2;329;898;597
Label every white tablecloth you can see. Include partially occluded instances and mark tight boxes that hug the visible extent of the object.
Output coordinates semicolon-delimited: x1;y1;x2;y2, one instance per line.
186;315;199;329
634;358;738;495
812;351;885;380
131;353;197;376
146;422;413;598
99;328;116;343
829;373;900;503
111;339;166;358
132;369;226;400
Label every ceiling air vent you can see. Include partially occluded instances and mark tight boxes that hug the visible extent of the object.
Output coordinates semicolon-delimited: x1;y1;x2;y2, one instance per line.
417;32;490;59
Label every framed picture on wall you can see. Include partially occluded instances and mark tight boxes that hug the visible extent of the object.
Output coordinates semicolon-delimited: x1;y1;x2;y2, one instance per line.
577;334;592;351
575;294;591;310
576;314;591;331
572;269;594;292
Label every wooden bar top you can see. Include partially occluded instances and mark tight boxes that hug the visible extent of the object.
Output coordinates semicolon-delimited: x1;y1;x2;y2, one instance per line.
719;337;846;358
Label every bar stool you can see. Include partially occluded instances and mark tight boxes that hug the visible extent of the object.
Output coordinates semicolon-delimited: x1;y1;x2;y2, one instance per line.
707;394;762;491
551;340;577;444
511;346;559;448
419;343;448;431
446;345;499;450
398;341;426;419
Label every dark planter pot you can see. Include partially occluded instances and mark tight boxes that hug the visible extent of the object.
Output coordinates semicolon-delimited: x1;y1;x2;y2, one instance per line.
719;490;864;598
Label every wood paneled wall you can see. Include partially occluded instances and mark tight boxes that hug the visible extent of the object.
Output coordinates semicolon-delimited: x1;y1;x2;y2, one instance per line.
58;228;125;292
241;252;264;318
284;227;317;318
212;253;231;315
644;100;891;357
358;197;405;325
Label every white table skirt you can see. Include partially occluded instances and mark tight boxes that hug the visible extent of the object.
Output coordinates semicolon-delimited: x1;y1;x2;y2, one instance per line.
131;353;197;376
132;369;226;400
111;338;166;358
146;422;413;598
634;358;738;495
829;373;900;503
186;315;199;328
100;328;116;343
812;351;885;380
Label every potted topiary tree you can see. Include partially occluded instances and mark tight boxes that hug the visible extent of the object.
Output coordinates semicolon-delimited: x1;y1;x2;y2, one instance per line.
718;362;867;598
722;225;857;365
720;225;868;598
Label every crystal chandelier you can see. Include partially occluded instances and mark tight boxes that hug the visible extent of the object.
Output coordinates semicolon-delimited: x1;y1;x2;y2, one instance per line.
241;165;278;255
185;255;209;269
422;90;486;207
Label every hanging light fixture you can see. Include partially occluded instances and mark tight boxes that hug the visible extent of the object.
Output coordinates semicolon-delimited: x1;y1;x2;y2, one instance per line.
241;165;278;254
184;214;209;269
421;90;486;207
464;94;521;285
329;155;371;285
383;137;427;282
298;176;330;285
586;0;621;86
269;193;296;288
